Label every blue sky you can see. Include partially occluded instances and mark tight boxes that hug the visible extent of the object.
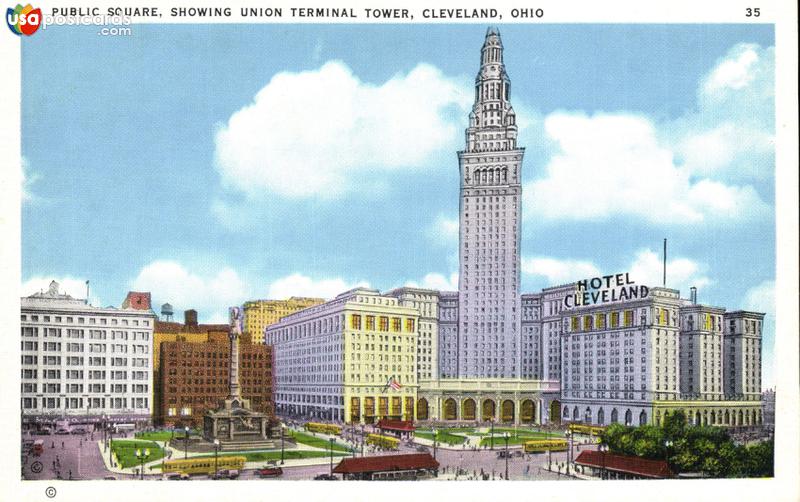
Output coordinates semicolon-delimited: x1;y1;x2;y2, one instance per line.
21;24;775;386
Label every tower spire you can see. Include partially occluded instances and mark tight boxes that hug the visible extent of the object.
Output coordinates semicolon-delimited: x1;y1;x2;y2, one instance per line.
465;27;517;154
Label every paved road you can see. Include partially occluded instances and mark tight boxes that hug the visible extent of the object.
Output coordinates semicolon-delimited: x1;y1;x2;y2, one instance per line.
20;428;592;481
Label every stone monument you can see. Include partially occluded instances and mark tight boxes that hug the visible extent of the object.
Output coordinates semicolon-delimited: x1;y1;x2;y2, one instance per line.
203;306;275;447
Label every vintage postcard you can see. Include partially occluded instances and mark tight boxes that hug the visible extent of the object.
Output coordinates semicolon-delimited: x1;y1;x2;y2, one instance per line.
1;1;797;501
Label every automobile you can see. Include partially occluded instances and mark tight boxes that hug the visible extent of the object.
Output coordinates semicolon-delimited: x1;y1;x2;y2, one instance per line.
166;473;190;480
213;469;239;479
32;429;52;436
415;445;429;453
103;476;117;480
55;429;71;435
513;450;524;458
313;474;338;480
71;428;87;435
257;467;283;478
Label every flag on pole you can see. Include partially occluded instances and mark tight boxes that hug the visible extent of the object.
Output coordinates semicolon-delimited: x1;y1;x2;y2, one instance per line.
382;375;402;392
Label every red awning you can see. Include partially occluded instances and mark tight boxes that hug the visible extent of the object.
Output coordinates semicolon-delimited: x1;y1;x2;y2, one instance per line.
575;450;675;479
333;454;438;474
377;419;415;432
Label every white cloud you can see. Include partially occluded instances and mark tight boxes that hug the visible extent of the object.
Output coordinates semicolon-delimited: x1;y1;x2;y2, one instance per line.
672;43;774;181
21;156;39;204
743;279;774;316
521;257;601;285
628;248;711;292
405;272;459;291
524;43;773;224
524;111;769;223
131;260;248;321
702;44;760;94
21;276;100;306
266;273;368;300
428;215;459;245
522;249;710;293
214;61;470;199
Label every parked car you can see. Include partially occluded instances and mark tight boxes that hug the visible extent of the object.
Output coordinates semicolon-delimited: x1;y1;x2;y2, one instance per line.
103;476;117;480
71;428;87;435
166;473;190;480
55;429;71;435
213;469;239;479
313;474;338;480
415;445;429;453
257;467;283;478
32;429;52;436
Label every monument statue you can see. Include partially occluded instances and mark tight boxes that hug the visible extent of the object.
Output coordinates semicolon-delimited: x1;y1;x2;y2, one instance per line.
203;306;276;446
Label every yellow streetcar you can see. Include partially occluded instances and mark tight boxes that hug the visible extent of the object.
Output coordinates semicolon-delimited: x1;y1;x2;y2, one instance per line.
567;423;606;437
366;434;400;450
162;455;246;476
305;422;342;435
523;439;569;453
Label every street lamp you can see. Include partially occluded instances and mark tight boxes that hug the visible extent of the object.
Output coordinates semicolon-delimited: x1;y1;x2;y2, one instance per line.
598;443;608;480
360;424;365;457
213;439;220;478
108;429;114;466
432;427;438;460
565;430;573;476
280;424;286;465
490;418;495;450
503;432;510;480
183;426;189;460
664;439;673;469
329;437;335;478
135;448;150;480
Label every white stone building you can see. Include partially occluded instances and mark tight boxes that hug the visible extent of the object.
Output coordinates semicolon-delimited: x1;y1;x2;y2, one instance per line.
20;281;155;430
264;288;418;423
384;288;439;381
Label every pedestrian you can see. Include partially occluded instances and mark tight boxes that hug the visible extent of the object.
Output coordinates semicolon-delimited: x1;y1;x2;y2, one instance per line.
62;441;65;449
69;470;72;480
51;441;55;449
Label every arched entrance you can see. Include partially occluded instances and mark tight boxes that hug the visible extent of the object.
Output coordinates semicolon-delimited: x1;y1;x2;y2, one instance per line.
639;410;647;426
611;408;618;424
696;411;702;426
443;398;457;421
521;400;535;424
416;398;429;421
462;398;476;421
584;407;592;423
597;408;605;425
624;409;632;426
501;400;515;423
572;406;579;421
724;410;730;425
738;410;743;426
482;399;496;421
550;400;562;425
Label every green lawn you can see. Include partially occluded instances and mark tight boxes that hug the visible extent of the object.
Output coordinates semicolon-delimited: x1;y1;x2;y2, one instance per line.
289;430;353;452
134;431;174;442
111;440;166;468
415;431;467;445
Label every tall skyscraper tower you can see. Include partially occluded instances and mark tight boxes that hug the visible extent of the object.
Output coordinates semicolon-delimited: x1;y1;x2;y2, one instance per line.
457;28;524;378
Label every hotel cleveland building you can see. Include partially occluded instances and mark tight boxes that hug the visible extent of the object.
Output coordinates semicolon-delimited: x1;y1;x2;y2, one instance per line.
263;28;765;428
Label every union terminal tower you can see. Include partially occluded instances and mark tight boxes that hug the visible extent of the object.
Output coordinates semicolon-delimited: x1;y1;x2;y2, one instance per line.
419;29;563;424
457;28;524;379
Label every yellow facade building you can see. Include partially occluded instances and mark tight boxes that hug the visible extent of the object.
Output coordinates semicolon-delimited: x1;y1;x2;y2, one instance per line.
243;297;324;344
264;288;418;424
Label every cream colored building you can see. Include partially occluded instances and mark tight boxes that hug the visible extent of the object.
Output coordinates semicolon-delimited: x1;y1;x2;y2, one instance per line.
264;288;418;424
244;296;324;344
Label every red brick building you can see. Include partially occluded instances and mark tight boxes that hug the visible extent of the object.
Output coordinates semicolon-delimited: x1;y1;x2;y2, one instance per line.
157;314;274;427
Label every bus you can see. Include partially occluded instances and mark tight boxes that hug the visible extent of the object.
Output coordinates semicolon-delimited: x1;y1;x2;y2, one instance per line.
305;422;342;435
365;434;399;450
568;424;605;437
162;456;246;476
523;439;568;453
